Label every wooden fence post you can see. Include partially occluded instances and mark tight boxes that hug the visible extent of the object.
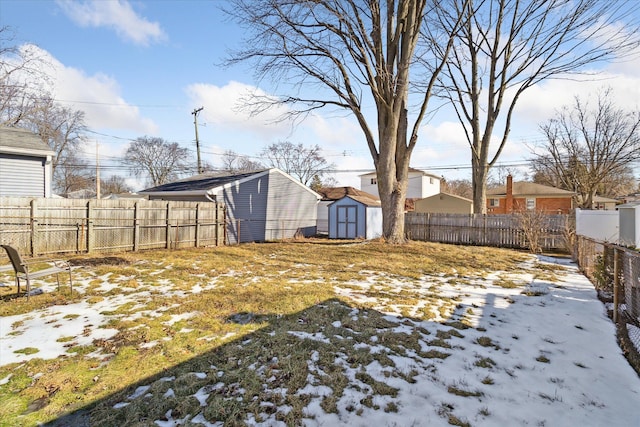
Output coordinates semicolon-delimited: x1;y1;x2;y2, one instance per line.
76;223;80;253
133;202;140;251
195;203;201;248
165;202;172;249
87;200;94;253
218;203;225;246
30;198;37;256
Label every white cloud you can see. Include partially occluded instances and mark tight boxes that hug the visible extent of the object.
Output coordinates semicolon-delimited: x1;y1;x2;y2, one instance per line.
305;113;364;148
56;0;166;46
186;81;295;141
512;72;640;139
22;44;157;134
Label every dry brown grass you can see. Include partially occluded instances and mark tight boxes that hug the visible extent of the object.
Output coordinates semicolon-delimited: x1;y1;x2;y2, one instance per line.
0;240;539;426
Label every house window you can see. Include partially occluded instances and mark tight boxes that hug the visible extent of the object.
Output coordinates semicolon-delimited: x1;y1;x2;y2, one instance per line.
430;177;434;184
370;178;377;185
489;198;499;207
526;198;535;210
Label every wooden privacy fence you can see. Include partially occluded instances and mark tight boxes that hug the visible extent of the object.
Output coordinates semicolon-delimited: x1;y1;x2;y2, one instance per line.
405;212;570;252
574;235;640;324
0;197;226;256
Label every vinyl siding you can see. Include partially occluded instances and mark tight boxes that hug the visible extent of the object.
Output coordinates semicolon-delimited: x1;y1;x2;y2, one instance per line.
0;154;45;197
218;173;270;244
263;171;318;241
147;169;319;244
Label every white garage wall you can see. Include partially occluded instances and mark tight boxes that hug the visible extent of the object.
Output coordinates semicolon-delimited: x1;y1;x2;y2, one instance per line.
575;209;619;243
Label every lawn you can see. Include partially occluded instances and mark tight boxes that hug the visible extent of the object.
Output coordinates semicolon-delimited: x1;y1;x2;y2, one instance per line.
0;240;638;426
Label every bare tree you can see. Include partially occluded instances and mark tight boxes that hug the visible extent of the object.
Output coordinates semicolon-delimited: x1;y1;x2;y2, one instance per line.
434;0;640;213
220;150;264;174
532;160;637;200
224;0;464;243
0;26;50;127
101;175;133;195
516;209;548;254
53;151;95;196
261;141;334;186
530;90;640;209
441;178;472;199
21;97;87;178
123;136;191;187
310;174;339;192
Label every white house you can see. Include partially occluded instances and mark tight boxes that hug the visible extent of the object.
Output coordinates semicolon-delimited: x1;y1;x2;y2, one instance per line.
360;168;441;199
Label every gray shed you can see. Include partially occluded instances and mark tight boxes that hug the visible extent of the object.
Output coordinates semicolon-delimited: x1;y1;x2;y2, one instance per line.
328;194;382;239
141;168;320;244
0;127;55;198
618;202;640;248
315;187;379;235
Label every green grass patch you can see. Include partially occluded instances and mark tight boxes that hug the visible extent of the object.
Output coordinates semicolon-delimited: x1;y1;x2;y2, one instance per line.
13;347;39;355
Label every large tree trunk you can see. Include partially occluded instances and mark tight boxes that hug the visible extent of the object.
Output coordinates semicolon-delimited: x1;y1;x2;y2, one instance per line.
472;157;488;214
377;163;408;244
375;107;411;244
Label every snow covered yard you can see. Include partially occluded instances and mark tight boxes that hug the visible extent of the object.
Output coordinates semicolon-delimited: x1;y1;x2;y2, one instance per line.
0;242;639;426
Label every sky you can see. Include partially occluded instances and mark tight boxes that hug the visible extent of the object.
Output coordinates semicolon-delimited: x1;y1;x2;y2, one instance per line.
1;254;640;425
2;0;640;191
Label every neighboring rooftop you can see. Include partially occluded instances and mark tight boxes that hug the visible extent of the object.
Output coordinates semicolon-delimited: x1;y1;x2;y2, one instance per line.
141;170;270;193
0;126;54;156
316;186;378;201
487;181;575;197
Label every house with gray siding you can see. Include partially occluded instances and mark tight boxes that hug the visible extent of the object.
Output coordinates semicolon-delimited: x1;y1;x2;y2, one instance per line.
141;168;320;244
0;127;55;198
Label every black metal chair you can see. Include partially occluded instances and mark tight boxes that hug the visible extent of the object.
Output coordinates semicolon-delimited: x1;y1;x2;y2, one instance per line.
0;245;73;300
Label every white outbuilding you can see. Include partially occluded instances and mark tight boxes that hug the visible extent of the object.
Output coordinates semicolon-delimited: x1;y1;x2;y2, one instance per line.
618;202;640;248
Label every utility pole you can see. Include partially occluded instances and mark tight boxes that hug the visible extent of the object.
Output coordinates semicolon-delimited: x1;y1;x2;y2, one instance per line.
192;107;204;174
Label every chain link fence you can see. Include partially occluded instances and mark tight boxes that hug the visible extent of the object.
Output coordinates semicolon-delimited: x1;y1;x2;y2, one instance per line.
574;235;640;373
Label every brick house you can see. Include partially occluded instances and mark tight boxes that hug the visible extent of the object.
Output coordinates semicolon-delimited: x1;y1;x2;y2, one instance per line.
486;175;575;214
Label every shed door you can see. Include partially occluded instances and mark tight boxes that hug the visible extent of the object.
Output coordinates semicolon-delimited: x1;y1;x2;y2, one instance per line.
337;206;357;238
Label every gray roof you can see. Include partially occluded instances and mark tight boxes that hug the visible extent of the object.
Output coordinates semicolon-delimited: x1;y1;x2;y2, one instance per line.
0;127;54;157
487;181;575;197
141;170;271;193
140;169;321;201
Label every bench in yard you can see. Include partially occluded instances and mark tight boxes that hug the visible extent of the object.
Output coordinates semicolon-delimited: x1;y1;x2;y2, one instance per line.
0;245;73;300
